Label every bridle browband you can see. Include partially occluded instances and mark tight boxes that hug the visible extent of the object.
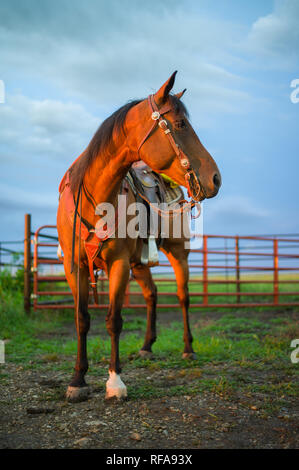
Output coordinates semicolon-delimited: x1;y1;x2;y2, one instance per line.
137;94;205;202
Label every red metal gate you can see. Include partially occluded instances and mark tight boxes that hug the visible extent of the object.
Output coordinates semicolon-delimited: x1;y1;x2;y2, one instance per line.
30;224;299;310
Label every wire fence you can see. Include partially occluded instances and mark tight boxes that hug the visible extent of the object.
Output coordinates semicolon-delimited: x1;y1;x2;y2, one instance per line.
0;240;24;272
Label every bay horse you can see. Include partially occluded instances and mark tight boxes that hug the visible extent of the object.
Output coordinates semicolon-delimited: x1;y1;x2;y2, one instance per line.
57;72;221;402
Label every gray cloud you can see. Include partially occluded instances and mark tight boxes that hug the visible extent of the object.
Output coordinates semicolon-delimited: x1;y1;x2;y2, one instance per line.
246;0;299;66
203;195;277;235
0;181;57;211
0;0;298;242
0;94;100;222
0;94;99;159
0;0;249;115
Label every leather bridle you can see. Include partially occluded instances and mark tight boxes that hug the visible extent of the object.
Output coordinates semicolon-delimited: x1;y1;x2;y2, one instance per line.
137;94;204;202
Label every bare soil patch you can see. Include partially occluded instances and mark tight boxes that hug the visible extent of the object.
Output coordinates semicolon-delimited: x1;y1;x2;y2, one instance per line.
1;307;298;449
1;361;298;449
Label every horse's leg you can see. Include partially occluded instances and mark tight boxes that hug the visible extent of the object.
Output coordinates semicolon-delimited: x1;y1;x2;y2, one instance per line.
162;243;196;359
105;257;130;399
64;263;91;402
132;264;157;358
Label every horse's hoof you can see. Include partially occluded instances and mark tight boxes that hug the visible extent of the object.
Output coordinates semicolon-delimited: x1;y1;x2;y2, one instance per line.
138;349;153;359
182;352;197;360
105;394;128;403
66;386;90;403
105;371;127;400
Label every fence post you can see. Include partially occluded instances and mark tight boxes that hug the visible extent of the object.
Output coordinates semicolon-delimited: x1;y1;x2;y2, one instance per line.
24;213;31;314
273;238;279;305
203;235;208;306
235;236;241;303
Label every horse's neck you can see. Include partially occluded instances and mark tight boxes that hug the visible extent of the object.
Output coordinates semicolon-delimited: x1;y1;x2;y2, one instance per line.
82;147;133;216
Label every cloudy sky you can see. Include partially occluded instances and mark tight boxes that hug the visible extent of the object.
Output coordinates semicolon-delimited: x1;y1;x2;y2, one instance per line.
0;0;299;242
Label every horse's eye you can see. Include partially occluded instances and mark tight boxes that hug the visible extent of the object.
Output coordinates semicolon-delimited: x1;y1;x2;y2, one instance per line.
175;119;186;129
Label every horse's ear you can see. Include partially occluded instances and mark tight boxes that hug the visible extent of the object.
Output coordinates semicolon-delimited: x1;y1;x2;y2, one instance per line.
175;88;186;100
154;71;177;106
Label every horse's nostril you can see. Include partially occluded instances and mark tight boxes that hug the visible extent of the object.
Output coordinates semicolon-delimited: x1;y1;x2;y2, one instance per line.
213;173;221;189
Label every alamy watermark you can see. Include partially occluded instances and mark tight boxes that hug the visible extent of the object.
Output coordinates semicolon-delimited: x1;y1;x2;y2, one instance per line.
0;80;5;104
94;195;203;249
290;79;299;104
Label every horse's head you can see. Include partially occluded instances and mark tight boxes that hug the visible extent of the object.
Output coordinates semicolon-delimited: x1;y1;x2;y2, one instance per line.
127;72;221;201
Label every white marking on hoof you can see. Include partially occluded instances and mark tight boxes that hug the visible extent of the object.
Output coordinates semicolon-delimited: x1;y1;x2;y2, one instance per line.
66;386;89;403
105;371;127;400
139;349;153;359
182;352;197;360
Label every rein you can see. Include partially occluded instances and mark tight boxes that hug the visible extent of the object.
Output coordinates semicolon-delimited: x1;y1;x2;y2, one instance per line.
70;182;82;274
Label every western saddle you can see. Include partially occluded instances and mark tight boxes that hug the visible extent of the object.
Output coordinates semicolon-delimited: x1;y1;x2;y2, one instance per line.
126;161;184;266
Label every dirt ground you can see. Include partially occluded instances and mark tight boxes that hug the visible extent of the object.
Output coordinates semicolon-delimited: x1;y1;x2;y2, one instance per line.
0;310;298;449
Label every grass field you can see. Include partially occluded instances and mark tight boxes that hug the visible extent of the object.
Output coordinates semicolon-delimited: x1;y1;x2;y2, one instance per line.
1;269;299;448
1;270;298;401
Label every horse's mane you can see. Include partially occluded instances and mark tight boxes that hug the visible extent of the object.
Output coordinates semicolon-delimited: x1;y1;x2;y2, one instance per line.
69;95;188;193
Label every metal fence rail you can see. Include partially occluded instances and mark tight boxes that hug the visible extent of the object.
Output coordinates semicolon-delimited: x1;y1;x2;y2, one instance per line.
27;221;299;311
